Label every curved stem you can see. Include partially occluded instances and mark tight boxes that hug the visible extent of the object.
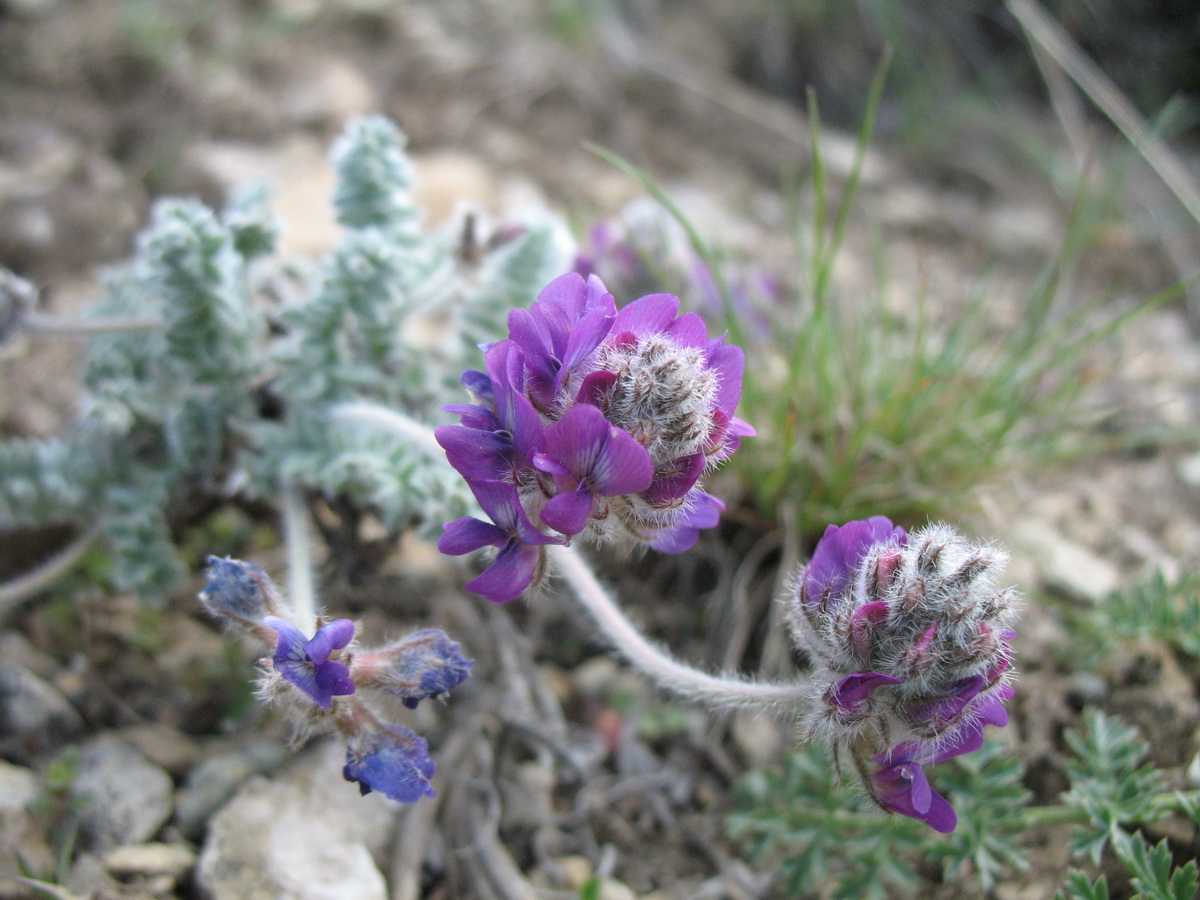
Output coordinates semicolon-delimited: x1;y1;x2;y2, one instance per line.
0;524;102;620
547;543;812;717
329;402;444;459
282;483;317;632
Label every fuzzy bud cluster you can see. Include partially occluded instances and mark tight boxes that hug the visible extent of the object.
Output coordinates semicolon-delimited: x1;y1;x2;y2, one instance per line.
436;272;753;603
200;556;472;802
787;518;1018;832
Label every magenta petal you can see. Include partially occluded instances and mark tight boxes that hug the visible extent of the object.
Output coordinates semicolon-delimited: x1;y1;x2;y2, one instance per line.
664;311;708;348
644;453;705;503
535;271;587;314
531;451;572;479
576;370;617;406
873;761;958;833
539;404;654;497
611;292;679;336
438;517;508;555
464;540;542;603
707;342;746;416
306;618;355;663
557;308;615;387
907;763;932;814
591;425;655;495
804;517;908;606
541;487;595;535
830;671;902;714
436;426;513;482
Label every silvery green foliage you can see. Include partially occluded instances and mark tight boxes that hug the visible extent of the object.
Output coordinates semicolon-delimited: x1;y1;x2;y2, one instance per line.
0;115;575;599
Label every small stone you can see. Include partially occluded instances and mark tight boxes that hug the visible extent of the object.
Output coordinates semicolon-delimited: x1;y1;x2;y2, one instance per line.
116;723;203;776
596;877;637;900
0;760;53;894
0;660;84;764
1177;452;1200;488
555;855;594;890
174;739;287;840
103;842;197;881
1009;519;1121;602
0;759;39;811
196;741;400;900
70;736;174;851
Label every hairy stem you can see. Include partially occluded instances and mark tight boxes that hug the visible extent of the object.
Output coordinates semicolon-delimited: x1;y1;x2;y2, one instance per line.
22;313;162;337
329;402;444;459
547;543;811;716
321;401;807;715
282;483;317;632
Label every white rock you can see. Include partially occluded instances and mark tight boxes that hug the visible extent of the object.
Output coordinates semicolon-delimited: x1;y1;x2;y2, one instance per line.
1009;519;1121;602
71;737;174;851
196;741;401;900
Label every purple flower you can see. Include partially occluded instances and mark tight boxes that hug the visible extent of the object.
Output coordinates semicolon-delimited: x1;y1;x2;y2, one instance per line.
438;273;755;598
801;516;908;607
533;403;655;535
355;628;474;709
344;724;436;802
438;480;562;603
263;616;357;709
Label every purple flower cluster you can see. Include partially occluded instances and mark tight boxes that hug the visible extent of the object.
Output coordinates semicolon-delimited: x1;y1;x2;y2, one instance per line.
787;519;1018;832
437;273;753;602
201;556;472;803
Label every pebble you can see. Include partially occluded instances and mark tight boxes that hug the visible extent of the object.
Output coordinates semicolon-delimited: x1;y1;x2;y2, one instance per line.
103;842;197;880
174;738;287;840
1009;519;1121;602
196;740;400;900
70;736;174;851
0;760;53;895
0;660;84;764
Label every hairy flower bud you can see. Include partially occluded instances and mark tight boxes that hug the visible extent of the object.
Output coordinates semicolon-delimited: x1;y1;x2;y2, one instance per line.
787;518;1019;831
200;555;282;627
351;628;473;708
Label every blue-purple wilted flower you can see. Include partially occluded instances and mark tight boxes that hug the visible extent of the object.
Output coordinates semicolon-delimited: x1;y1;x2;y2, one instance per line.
200;555;280;625
264;616;357;710
199;556;471;805
787;518;1018;831
343;722;437;802
351;628;474;709
437;272;753;602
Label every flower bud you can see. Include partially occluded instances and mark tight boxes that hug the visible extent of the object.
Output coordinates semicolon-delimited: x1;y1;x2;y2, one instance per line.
200;556;282;626
787;518;1019;832
352;628;473;708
